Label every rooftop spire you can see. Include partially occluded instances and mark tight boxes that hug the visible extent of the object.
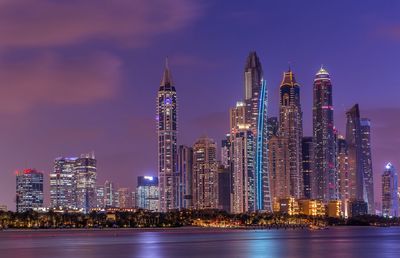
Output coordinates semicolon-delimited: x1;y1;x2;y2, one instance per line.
245;51;262;71
160;57;173;86
316;65;329;76
280;69;298;87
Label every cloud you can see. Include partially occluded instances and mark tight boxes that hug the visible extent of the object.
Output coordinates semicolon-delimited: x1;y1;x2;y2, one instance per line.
0;51;122;113
0;0;202;48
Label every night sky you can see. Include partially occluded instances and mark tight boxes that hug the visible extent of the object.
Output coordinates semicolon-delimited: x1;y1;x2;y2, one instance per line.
0;0;399;210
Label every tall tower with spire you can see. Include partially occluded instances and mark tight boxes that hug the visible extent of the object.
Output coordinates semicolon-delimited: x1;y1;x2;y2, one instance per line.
243;51;271;211
156;58;178;212
312;66;338;202
279;69;303;199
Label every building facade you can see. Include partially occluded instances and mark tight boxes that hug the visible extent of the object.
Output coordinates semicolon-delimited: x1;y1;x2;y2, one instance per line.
312;67;338;202
50;157;77;209
75;153;97;213
382;163;398;218
337;135;350;216
157;59;178;212
360;118;374;214
16;169;44;213
137;176;159;211
302;137;313;199
279;70;303;199
177;145;193;209
243;52;271;211
346;104;365;203
268;134;290;210
192;137;218;209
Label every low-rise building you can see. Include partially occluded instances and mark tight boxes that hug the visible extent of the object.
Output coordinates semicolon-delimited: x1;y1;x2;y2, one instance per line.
327;200;342;218
298;199;325;216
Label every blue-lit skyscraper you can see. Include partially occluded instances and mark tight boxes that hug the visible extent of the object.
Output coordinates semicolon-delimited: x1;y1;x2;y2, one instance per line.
255;79;271;211
243;52;271;211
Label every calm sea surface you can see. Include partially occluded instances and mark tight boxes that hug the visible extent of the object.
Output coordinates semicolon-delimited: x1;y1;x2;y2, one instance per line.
0;227;400;258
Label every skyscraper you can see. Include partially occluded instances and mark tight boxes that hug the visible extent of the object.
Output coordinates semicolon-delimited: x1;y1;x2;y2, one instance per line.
157;58;178;212
177;145;193;209
243;52;271;211
50;157;78;209
312;67;338;202
244;52;263;130
218;165;231;212
104;180;116;207
279;69;303;199
337;135;350;216
231;128;255;213
95;186;105;209
360;118;374;214
136;176;159;211
221;134;231;169
192;136;218;209
268;134;289;210
229;101;256;212
267;117;279;139
75;153;97;213
16;169;44;213
302;137;313;199
382;163;398;218
346;104;364;202
117;188;132;208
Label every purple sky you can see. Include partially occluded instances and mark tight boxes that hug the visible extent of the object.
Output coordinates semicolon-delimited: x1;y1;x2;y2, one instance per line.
0;0;399;210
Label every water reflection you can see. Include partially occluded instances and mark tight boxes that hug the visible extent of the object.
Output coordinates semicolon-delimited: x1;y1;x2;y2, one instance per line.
0;228;400;258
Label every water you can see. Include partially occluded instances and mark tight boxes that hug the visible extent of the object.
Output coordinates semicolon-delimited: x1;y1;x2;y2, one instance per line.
0;227;399;258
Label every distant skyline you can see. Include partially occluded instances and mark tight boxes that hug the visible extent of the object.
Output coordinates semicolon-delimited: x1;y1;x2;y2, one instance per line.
0;0;400;210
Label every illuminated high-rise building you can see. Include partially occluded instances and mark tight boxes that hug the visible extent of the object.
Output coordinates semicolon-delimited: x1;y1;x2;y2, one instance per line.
302;137;313;199
267;117;279;139
243;52;271;211
382;163;399;218
229;102;254;212
95;186;105;209
192;136;218;209
360;118;374;214
268;135;289;210
156;58;178;212
346;104;364;202
218;165;231;212
231;128;255;213
117;188;132;208
337;135;350;216
279;69;303;199
50;157;78;209
244;52;263;129
312;67;338;201
177;145;193;209
104;180;116;207
221;135;231;169
75;153;97;213
137;176;159;211
16;169;44;213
